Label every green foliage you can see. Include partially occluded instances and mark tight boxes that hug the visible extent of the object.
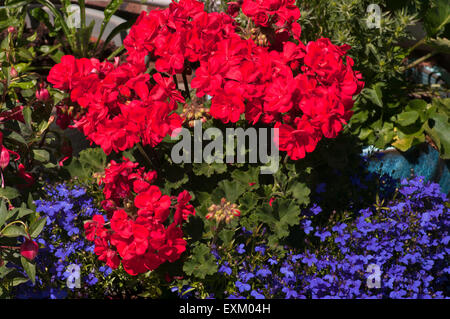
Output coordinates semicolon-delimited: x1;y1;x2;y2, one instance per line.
183;243;218;279
64;147;107;182
298;0;417;87
0;6;67;294
5;0;133;59
294;0;450;157
0;197;46;293
423;0;450;38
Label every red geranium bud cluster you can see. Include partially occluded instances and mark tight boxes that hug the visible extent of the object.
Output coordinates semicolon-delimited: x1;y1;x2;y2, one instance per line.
48;0;364;160
85;158;195;275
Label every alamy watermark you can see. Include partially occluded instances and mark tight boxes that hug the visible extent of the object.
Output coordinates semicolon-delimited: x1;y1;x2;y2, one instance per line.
66;4;81;29
170;120;280;174
366;263;381;289
366;4;381;29
66;264;81;289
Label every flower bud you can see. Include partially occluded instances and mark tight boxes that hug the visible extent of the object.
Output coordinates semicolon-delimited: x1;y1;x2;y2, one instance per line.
18;163;35;188
101;199;117;215
36;88;50;101
20;237;39;261
206;199;240;224
0;146;10;170
10;66;18;78
7;26;15;33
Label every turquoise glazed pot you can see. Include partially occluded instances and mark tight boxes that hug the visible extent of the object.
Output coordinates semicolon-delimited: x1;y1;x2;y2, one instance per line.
366;143;450;194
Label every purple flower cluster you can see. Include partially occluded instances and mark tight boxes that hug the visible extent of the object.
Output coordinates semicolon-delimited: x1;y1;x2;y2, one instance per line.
14;184;110;299
217;177;449;299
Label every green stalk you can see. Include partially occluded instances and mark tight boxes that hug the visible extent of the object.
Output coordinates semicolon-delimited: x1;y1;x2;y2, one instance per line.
401;51;436;71
79;0;86;29
136;143;154;168
107;45;125;60
37;0;77;54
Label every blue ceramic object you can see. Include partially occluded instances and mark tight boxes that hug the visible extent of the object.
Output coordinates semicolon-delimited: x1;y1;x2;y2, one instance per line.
365;143;450;194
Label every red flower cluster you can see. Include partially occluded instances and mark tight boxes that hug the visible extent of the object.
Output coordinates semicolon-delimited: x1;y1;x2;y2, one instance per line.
240;0;301;35
123;0;363;159
47;55;183;155
48;0;363;160
84;158;195;275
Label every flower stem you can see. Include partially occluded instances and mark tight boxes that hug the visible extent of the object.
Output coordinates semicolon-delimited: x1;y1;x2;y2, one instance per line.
182;71;190;99
401;52;436;71
136;143;154;168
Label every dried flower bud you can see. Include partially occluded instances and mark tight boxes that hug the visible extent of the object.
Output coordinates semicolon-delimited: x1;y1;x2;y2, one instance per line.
206;198;240;224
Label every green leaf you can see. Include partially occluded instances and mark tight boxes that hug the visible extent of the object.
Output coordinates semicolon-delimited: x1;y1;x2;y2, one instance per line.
432;98;450;117
0;265;14;279
11;277;29;287
215;180;246;203
255;204;277;225
30;7;53;30
81;20;96;53
373;121;395;149
20;257;36;285
0;200;7;226
274;200;301;236
183;243;218;279
27;193;36;211
1;225;27;237
350;110;369;124
4;131;27;145
427;37;450;54
65;148;107;181
9;80;35;89
17;47;33;60
238;192;258;213
50;49;64;64
64;158;85;180
37;120;51;134
78;147;106;173
17;207;34;218
23;106;32;128
392;134;423;152
29;217;46;239
406;99;428;121
358;127;374;140
255;199;300;246
192;162;227;177
103;0;123;23
218;229;234;245
424;0;450;37
396;111;420;126
363;83;384;107
287;182;310;206
0;187;20;200
32;149;50;162
426;112;450;159
26;32;37;42
231;166;259;187
3;0;31;9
